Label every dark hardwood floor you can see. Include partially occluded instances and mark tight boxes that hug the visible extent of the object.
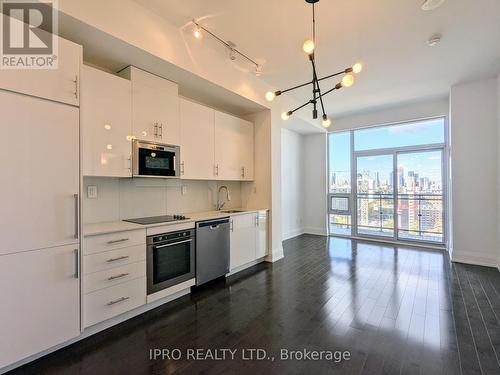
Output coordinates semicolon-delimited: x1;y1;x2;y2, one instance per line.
8;235;500;375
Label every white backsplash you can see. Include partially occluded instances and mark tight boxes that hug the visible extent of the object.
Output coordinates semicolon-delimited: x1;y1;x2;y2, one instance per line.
83;177;242;224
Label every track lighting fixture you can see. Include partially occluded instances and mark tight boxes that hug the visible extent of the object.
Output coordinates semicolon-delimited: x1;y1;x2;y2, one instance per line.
191;19;262;76
266;0;364;128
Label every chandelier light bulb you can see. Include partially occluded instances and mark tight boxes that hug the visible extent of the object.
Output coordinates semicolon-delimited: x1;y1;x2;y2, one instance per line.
352;63;363;74
265;91;276;102
281;111;291;121
193;26;203;39
302;39;315;55
322;116;332;128
341;74;355;88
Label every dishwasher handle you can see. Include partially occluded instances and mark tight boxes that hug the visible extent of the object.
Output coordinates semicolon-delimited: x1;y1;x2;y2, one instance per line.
196;218;230;228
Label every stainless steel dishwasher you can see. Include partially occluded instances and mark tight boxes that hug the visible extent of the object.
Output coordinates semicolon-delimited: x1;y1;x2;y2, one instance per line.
195;217;230;286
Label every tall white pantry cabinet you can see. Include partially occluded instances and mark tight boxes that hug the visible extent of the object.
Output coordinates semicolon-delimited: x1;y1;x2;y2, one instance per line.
0;36;82;369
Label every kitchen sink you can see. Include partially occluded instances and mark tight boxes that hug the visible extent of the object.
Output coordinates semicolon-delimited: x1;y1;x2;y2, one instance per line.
219;210;245;214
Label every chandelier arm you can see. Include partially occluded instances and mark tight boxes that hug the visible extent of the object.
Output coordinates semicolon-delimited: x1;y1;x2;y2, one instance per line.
278;79;315;95
317;69;350;83
310;56;326;117
317;82;343;100
288;99;313;115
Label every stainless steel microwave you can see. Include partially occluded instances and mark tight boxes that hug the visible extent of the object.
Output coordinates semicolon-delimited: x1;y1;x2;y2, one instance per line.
133;140;180;178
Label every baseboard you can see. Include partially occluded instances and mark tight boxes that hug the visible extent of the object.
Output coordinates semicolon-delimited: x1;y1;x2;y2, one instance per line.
451;251;498;268
302;227;328;236
282;228;304;241
265;245;284;263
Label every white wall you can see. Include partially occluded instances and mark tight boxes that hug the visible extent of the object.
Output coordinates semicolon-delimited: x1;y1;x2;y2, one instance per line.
498;73;500;267
333;97;449;132
449;78;498;267
302;134;328;236
281;129;304;240
82;178;242;224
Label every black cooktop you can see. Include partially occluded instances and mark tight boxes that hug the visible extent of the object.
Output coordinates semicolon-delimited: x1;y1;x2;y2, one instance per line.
124;215;188;225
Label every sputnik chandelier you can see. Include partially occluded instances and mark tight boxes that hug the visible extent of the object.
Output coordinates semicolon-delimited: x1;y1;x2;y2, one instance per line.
265;0;363;128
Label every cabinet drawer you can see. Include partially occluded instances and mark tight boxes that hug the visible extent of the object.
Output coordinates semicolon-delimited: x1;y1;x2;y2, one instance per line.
84;229;146;255
84;261;146;294
83;245;146;275
84;277;146;328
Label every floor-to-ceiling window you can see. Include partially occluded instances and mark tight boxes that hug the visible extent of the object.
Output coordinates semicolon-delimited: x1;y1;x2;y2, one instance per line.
328;117;446;245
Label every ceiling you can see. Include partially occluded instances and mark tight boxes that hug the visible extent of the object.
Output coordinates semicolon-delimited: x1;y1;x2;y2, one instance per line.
132;0;500;118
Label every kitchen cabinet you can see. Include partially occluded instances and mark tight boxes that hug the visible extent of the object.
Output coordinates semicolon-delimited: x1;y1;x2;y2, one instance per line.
0;245;80;368
81;65;133;177
179;98;215;179
119;66;180;146
0;33;81;106
214;111;254;181
83;229;147;328
255;211;268;259
230;213;257;270
0;90;80;256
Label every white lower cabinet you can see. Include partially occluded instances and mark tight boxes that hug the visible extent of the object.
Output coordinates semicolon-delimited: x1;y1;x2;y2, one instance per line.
83;230;147;328
84;277;147;328
0;245;80;368
230;211;268;271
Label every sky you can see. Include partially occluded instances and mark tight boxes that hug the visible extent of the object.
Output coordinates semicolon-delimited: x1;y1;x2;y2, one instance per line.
328;118;445;183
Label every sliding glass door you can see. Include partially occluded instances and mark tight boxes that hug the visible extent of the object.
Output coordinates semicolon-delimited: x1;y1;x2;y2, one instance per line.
396;150;444;243
355;154;394;238
328;117;447;245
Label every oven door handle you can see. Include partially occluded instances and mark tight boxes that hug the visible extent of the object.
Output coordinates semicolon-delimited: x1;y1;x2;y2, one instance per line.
154;239;192;249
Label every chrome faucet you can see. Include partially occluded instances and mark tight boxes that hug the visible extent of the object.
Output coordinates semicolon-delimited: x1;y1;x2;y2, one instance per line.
216;185;231;210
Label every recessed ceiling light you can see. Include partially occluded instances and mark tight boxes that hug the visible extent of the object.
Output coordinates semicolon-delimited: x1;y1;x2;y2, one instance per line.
427;34;442;46
421;0;446;11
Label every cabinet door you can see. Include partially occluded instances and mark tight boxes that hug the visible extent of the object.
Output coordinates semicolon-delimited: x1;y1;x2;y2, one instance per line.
255;212;268;259
0;91;79;255
239;119;254;180
0;245;80;368
214;111;243;180
0;32;81;106
230;214;257;270
180;99;215;179
81;65;132;177
125;67;180;145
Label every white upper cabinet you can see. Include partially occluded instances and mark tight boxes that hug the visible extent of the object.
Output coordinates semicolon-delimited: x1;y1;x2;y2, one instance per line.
81;65;133;177
0;245;80;368
119;66;180;146
240;118;254;181
179;98;215;180
214;111;254;181
0;91;79;256
0;33;81;106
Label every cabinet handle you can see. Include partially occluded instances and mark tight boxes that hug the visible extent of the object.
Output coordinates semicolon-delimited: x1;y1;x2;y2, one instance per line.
107;238;129;244
107;273;130;281
241;167;245;178
73;249;79;279
107;296;130;306
180;161;185;175
73;193;79;239
127;156;132;171
73;75;78;99
255;215;259;226
159;124;163;138
154;123;158;138
230;219;234;232
215;164;219;177
106;255;130;263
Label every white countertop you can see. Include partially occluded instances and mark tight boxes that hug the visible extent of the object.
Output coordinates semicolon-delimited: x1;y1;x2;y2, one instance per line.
83;208;268;237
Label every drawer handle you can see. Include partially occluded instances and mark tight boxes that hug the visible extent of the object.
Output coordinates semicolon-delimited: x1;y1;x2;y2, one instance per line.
107;238;129;244
107;273;130;281
107;296;130;306
106;255;130;263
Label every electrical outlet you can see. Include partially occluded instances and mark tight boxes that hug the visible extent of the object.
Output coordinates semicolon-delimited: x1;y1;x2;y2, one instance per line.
87;185;98;199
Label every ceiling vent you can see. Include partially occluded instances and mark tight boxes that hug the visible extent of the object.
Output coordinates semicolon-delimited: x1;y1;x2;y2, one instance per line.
421;0;445;11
